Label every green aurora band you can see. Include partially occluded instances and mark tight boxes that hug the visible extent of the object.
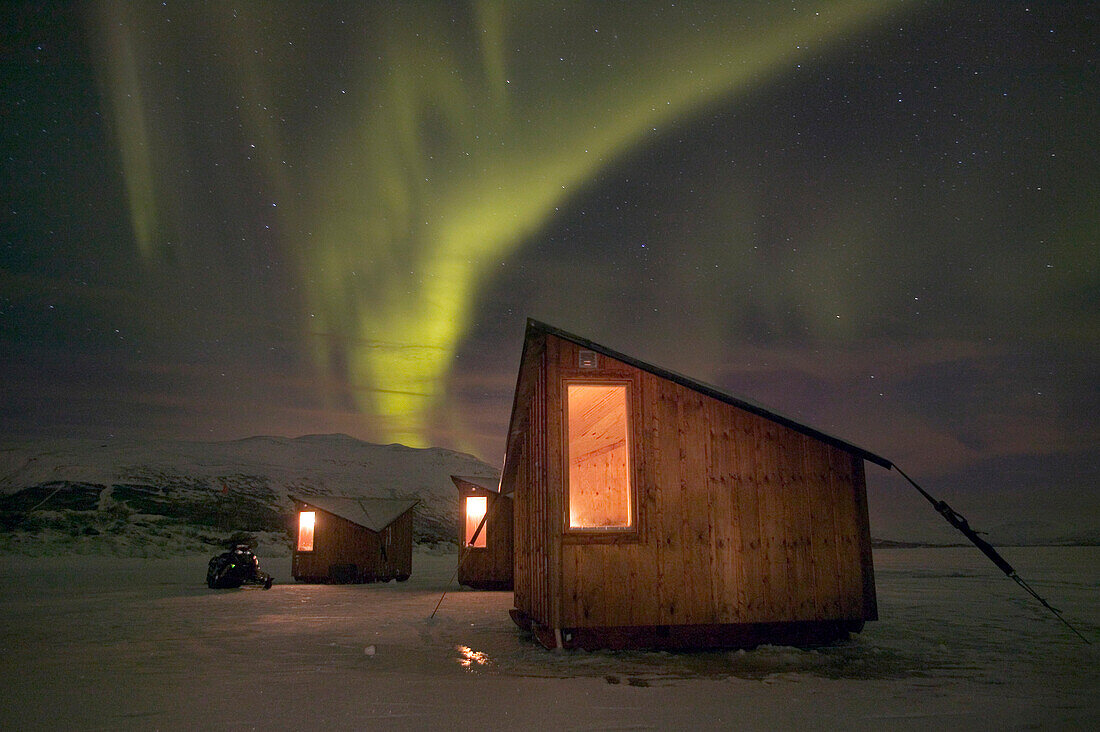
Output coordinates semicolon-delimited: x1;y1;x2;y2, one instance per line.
90;1;907;448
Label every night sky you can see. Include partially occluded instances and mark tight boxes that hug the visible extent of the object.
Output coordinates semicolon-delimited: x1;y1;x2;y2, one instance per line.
2;2;1097;539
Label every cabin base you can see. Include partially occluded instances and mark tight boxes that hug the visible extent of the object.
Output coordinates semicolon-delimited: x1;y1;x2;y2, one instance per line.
509;608;533;631
293;563;410;584
510;610;865;650
458;578;514;591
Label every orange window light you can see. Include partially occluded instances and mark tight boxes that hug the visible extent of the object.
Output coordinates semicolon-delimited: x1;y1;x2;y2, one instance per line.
465;496;487;548
567;383;633;529
297;511;315;551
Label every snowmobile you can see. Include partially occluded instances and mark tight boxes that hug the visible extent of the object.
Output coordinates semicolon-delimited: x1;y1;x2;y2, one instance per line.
206;544;274;589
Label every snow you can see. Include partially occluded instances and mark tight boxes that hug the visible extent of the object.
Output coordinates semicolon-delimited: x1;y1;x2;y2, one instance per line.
1;547;1096;730
0;434;499;549
2;436;1096;727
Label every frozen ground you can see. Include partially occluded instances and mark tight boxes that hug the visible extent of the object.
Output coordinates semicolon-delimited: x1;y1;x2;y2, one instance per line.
0;547;1096;731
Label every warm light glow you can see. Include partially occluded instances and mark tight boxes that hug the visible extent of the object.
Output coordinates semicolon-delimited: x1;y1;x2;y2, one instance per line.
456;645;490;670
567;383;633;529
465;496;487;548
297;511;315;552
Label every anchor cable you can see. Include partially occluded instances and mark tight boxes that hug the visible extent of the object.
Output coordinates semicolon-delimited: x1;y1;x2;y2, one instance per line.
893;465;1090;644
429;494;499;620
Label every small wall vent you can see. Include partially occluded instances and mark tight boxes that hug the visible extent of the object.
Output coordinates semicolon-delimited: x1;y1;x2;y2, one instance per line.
578;350;598;369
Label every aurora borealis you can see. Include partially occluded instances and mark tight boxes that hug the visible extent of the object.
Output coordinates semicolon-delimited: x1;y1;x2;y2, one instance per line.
89;0;908;446
2;2;1097;539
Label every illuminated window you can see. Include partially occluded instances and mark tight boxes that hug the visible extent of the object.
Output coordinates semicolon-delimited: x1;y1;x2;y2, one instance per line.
297;511;315;551
566;383;633;529
465;496;487;548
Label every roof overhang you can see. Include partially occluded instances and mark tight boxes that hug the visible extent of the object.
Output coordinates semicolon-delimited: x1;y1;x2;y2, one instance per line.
289;495;419;532
499;319;893;486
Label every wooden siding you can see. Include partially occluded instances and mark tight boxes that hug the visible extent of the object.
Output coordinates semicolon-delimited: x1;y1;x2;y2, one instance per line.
544;335;876;630
513;335;552;627
456;482;514;589
291;501;413;582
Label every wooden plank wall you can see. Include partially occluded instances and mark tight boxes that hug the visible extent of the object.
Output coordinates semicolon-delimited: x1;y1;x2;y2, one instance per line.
545;336;875;629
513;447;529;605
292;502;378;579
383;510;414;578
292;501;412;581
853;458;878;620
513;444;530;608
457;486;514;587
513;337;552;626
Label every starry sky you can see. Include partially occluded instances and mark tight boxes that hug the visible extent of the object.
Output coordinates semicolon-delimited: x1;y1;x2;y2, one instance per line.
2;1;1097;540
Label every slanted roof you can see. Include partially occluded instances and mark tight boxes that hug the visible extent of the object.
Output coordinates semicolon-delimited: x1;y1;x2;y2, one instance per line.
505;319;892;474
451;474;503;494
290;495;418;532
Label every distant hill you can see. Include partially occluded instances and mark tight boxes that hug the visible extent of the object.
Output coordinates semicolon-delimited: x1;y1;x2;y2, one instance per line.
986;520;1100;547
0;435;498;556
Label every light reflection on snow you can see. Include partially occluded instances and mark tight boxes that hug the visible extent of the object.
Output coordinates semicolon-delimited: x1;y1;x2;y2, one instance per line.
456;645;491;671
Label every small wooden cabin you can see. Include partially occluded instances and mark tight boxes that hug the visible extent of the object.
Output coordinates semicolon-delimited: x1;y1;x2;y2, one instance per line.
502;320;888;650
452;475;513;590
290;496;416;583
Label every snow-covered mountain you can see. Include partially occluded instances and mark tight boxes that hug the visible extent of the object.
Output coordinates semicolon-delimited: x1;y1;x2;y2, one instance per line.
0;435;498;556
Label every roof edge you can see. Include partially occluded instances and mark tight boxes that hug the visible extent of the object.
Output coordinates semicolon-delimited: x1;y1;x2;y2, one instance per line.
288;494;419;531
525;318;893;469
450;475;503;493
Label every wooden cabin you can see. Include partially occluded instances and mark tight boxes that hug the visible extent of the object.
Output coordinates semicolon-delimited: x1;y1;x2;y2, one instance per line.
501;319;888;650
290;496;416;583
452;475;513;590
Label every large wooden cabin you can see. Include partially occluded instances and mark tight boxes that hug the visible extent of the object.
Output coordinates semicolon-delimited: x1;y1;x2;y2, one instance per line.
452;475;513;590
290;496;416;583
501;320;887;650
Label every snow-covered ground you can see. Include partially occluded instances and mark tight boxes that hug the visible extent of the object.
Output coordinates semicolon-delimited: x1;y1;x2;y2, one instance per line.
0;547;1096;730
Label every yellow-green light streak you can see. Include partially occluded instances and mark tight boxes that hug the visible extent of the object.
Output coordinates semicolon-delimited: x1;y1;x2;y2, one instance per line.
87;0;161;263
91;1;910;448
301;1;907;446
